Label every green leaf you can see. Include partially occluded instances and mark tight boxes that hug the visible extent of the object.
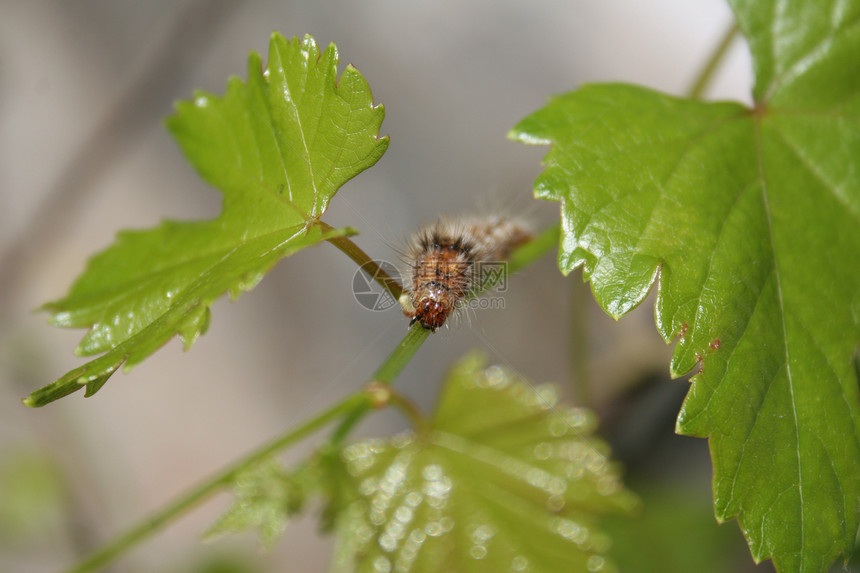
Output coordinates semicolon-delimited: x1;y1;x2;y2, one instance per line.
510;1;860;571
206;458;319;547
26;33;388;407
330;353;638;573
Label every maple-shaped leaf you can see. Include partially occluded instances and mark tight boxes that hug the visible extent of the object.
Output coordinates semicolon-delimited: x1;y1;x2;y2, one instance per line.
510;1;860;572
330;353;638;573
26;33;388;407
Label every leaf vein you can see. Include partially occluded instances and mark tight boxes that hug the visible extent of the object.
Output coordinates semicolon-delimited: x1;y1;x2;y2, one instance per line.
767;121;860;220
755;113;806;560
573;113;742;245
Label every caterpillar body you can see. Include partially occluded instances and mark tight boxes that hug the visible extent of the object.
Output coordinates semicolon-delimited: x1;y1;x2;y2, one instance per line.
403;215;530;331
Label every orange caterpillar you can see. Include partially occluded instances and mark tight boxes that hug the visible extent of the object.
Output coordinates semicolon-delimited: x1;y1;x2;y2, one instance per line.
404;216;530;331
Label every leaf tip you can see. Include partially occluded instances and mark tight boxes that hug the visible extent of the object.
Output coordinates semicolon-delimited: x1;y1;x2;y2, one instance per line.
247;49;264;77
300;33;320;51
269;29;286;43
507;127;551;146
321;38;339;60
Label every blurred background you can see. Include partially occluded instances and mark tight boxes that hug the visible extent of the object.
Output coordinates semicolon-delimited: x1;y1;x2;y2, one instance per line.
0;0;778;571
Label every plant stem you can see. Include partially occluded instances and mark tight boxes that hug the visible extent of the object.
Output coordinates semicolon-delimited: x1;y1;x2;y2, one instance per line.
330;224;561;445
324;226;403;300
67;221;559;572
372;323;431;384
65;392;367;573
509;223;560;274
687;21;740;100
569;274;594;409
330;323;431;445
388;389;430;435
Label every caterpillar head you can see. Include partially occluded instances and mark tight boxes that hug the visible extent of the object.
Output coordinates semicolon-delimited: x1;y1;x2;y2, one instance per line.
408;282;456;331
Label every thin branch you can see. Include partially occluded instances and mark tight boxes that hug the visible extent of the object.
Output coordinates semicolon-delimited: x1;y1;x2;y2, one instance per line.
325;230;404;300
64;392;367;573
329;323;430;445
372;323;432;384
329;224;560;445
364;382;430;435
569;273;595;409
508;223;560;274
687;21;740;100
387;389;431;436
64;221;560;572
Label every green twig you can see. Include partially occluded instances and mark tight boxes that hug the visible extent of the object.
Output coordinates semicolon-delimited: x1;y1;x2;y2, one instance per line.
372;323;432;384
67;221;560;572
330;323;431;445
324;225;403;300
65;392;367;573
364;382;430;435
569;274;594;409
388;389;430;435
330;224;561;445
509;223;560;274
687;21;740;100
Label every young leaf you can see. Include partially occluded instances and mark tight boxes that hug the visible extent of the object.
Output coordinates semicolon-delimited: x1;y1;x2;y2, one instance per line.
205;458;320;547
510;1;860;571
330;353;638;573
26;33;388;407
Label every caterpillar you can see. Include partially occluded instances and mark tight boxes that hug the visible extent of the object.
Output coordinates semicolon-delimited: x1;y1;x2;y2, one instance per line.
403;215;531;331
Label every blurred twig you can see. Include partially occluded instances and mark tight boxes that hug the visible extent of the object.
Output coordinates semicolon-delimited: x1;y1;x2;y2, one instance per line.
65;392;368;573
687;21;739;100
0;0;245;323
569;273;594;408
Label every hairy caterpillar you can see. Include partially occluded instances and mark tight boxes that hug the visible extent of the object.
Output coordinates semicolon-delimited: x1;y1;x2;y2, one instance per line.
403;215;530;331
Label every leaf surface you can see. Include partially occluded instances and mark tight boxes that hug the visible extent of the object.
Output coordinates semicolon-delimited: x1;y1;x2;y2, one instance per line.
27;33;388;406
205;458;322;546
510;1;860;571
330;353;638;573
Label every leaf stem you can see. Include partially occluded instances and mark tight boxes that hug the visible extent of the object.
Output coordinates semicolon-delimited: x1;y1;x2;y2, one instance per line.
330;323;431;445
388;389;430;435
373;323;432;384
67;221;560;571
509;223;560;274
324;225;403;300
364;381;430;435
569;274;595;409
686;21;739;100
330;224;560;445
64;392;368;573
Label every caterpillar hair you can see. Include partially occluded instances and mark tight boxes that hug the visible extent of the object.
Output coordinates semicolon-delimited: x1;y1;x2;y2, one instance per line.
403;215;531;331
